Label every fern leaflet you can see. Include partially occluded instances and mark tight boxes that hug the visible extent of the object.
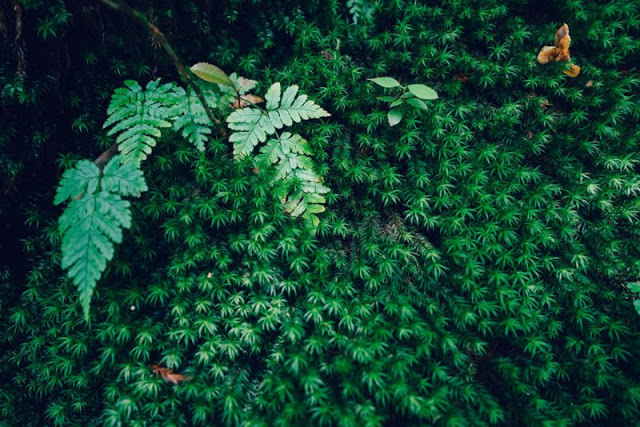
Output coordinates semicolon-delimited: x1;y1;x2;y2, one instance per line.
103;80;183;163
55;156;147;318
227;83;330;157
172;89;216;152
256;132;329;226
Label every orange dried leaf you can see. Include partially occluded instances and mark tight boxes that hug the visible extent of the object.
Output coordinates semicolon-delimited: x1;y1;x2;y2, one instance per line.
321;50;334;60
554;24;569;47
453;73;470;82
563;64;581;78
538;23;580;75
152;365;191;384
537;46;558;64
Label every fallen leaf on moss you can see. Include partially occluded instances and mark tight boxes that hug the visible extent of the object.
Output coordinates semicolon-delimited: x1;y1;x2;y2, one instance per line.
453;73;469;83
537;23;580;77
564;64;581;78
152;365;191;384
321;50;334;60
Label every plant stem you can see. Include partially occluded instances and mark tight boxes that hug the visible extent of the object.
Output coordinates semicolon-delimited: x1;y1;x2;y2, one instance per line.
99;0;225;136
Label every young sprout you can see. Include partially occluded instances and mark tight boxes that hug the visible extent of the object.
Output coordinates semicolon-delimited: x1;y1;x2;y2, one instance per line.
368;77;438;126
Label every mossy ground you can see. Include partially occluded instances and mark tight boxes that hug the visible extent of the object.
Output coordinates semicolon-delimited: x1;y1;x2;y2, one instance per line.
1;0;640;425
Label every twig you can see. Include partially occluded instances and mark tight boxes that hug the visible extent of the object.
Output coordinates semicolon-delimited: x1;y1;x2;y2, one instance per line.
94;144;119;169
99;0;226;136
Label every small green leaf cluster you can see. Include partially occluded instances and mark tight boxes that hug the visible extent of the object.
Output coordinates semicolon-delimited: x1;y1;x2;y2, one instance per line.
368;77;438;126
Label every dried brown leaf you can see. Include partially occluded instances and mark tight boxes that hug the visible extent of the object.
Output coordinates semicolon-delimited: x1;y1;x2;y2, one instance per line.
152;365;191;384
564;64;581;78
537;46;558;64
231;94;264;109
321;50;334;60
538;23;580;75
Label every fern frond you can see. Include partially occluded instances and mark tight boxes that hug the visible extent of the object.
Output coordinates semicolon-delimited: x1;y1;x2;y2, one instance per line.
103;80;183;163
101;155;148;196
227;83;330;157
54;160;101;205
256;132;329;226
55;156;147;319
172;90;215;152
217;73;258;104
59;191;131;319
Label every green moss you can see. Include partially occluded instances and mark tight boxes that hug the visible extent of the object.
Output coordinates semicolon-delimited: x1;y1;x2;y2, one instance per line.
2;0;640;425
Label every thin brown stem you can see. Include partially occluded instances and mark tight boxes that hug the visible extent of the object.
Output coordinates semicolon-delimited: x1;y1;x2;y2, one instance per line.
94;144;119;169
99;0;226;136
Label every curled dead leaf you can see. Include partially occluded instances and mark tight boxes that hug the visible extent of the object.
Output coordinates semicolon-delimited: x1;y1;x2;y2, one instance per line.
537;23;580;77
536;46;557;64
321;50;334;60
564;64;581;78
152;365;191;384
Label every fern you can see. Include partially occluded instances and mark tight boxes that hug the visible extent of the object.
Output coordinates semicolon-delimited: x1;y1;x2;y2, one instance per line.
256;132;329;226
57;72;331;317
54;156;147;318
227;83;331;157
172;89;216;152
103;80;183;163
227;83;330;224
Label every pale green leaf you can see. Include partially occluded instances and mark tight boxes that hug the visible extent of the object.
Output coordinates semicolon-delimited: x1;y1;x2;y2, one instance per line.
407;84;438;100
388;109;403;126
377;96;397;102
190;62;234;87
265;83;282;110
407;98;429;110
368;77;401;88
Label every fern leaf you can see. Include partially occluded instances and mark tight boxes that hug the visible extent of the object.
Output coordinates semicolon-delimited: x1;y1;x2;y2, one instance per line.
227;83;330;157
265;82;282;110
101;155;148;196
227;109;272;156
103;80;183;163
59;191;132;319
256;132;329;226
56;156;147;319
172;91;215;152
54;160;101;205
